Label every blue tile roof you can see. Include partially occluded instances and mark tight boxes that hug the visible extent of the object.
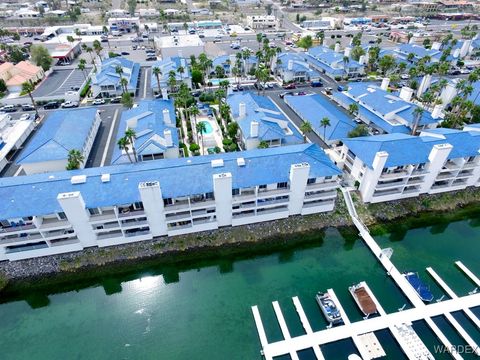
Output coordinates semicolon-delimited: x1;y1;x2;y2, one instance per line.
305;46;364;76
340;82;437;129
227;92;303;144
111;100;178;165
17;108;98;164
395;44;441;62
285;94;356;142
150;57;190;89
92;57;140;92
0;144;340;219
344;129;480;169
277;53;320;79
332;91;410;134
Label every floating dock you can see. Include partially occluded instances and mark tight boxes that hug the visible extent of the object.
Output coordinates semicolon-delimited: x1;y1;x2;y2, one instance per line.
250;189;480;360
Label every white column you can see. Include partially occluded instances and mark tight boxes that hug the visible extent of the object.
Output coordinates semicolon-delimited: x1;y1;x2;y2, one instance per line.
57;191;96;247
138;181;168;237
359;151;388;202
417;74;432;97
213;173;232;226
421;143;453;193
288;163;310;215
467;153;480;186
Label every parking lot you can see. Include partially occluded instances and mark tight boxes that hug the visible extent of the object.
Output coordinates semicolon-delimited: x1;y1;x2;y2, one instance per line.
33;68;90;98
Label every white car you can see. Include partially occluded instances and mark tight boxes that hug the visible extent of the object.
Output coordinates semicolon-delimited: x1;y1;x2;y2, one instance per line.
92;99;106;105
19;114;31;121
400;74;410;80
61;101;79;108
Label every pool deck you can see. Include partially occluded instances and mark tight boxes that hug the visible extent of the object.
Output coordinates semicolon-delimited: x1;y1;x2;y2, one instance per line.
251;188;480;360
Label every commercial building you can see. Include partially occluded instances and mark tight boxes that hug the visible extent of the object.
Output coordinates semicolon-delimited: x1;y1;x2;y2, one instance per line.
273;53;321;84
227;92;303;150
107;17;140;33
0;144;341;261
91;57;140;98
337;127;480;203
110;100;180;165
150;57;192;93
301;18;338;30
44;40;82;64
0;114;35;173
0;61;44;93
332;82;439;135
305;46;365;79
154;35;205;58
285;94;356;145
246;15;278;30
17;108;101;175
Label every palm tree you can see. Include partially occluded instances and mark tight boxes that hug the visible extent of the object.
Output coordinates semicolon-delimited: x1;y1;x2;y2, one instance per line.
124;128;137;162
102;25;110;48
320;117;331;142
92;40;103;61
256;33;263;50
66;149;84;170
348;103;359;117
78;58;87;82
120;77;128;94
315;31;325;45
412;107;424;135
85;46;96;72
190;105;200;142
152;66;162;94
300;121;312;143
196;121;207;155
21;81;38;119
117;137;133;163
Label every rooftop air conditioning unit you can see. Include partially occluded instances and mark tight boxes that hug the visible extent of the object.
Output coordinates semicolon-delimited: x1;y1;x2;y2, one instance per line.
101;174;111;183
211;159;224;168
71;175;87;184
237;158;245;166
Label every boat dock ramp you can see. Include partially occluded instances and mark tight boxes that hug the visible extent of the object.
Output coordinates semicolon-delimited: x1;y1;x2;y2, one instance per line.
251;189;480;360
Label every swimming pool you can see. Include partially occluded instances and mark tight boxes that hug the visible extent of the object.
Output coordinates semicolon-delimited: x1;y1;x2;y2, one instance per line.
199;121;213;134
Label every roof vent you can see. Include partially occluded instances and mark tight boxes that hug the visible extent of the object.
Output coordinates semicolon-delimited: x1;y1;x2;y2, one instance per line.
211;159;224;168
71;175;86;184
237;157;245;166
101;174;111;183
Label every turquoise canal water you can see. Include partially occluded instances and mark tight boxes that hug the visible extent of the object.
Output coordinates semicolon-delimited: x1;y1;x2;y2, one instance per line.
0;217;479;360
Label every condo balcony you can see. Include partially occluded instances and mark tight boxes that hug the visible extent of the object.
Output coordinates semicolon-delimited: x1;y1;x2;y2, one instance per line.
380;170;409;179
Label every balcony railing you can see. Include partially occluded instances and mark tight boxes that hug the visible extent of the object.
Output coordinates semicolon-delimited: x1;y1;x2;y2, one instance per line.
0;223;36;233
257;188;290;198
380;170;409;179
118;209;145;218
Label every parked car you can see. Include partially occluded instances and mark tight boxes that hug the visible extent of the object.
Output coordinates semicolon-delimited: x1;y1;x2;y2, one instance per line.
19;114;31;121
198;33;205;38
44;101;60;109
283;83;296;89
146;56;157;61
110;96;122;103
101;38;108;43
61;101;79;108
337;85;347;92
132;45;137;50
0;105;17;112
311;81;323;87
92;99;106;105
21;104;35;111
70;86;80;91
324;87;333;95
230;43;240;49
121;51;130;55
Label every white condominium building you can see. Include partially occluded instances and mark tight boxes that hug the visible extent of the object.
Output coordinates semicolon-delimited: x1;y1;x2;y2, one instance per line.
0;144;341;261
337;127;480;203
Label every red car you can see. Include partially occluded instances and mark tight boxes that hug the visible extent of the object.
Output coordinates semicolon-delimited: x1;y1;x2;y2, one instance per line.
283;83;296;89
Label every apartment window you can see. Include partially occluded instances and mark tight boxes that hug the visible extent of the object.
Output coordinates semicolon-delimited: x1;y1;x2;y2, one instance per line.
232;188;240;196
206;192;214;199
277;182;288;189
325;176;332;180
164;198;173;206
133;202;143;210
307;178;316;184
467;156;476;162
57;212;67;220
417;163;426;170
88;208;101;216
